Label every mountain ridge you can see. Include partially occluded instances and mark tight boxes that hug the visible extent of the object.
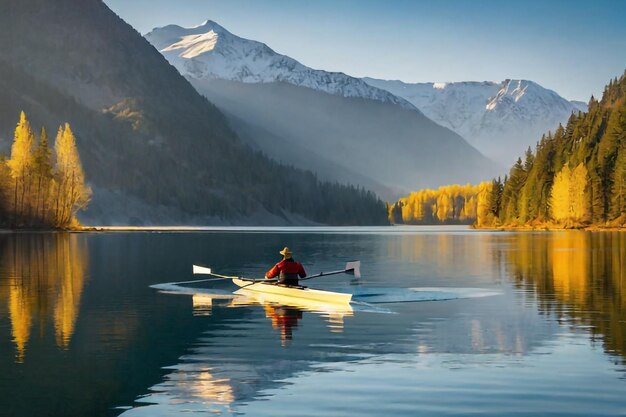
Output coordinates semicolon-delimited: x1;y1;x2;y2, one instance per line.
145;20;418;111
363;77;585;164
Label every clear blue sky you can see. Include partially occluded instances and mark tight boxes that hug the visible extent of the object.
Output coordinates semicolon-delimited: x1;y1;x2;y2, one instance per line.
105;0;626;101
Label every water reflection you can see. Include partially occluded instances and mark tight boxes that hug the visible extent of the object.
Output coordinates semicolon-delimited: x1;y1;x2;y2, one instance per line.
2;229;623;417
229;289;353;343
0;233;89;362
502;231;626;361
263;305;303;345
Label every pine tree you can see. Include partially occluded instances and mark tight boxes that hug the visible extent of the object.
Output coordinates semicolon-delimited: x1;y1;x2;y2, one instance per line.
501;159;526;223
488;177;503;219
32;127;54;224
610;139;626;221
0;156;12;225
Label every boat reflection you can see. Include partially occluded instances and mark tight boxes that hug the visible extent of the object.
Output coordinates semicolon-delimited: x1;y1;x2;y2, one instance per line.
230;287;353;343
192;294;214;316
0;233;89;363
263;304;303;345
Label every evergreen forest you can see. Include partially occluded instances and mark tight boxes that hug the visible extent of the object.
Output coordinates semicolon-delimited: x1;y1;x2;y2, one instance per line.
391;70;626;229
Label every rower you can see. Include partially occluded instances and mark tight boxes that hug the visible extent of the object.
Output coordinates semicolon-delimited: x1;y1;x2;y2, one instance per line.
265;247;307;286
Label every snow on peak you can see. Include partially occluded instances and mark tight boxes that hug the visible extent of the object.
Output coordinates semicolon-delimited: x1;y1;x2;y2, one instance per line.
486;79;535;110
162;31;219;59
433;82;447;89
193;19;225;30
145;21;416;110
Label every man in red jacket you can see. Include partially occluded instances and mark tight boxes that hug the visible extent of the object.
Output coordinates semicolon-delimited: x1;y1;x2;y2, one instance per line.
265;247;307;286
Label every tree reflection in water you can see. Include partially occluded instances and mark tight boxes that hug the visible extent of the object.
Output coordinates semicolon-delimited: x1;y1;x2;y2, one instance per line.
502;231;626;362
0;233;88;362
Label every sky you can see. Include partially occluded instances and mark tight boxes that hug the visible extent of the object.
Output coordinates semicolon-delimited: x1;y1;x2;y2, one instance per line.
104;0;626;101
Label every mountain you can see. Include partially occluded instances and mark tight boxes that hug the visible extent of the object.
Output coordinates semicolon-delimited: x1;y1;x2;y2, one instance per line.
146;20;416;111
363;78;584;165
146;21;498;198
0;0;387;225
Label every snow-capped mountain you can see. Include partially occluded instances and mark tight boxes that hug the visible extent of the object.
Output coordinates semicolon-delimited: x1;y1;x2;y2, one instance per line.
363;78;586;164
145;20;499;197
146;20;416;110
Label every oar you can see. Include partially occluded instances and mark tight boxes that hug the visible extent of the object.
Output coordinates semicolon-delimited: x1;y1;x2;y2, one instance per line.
191;264;277;284
189;261;360;286
237;278;278;290
300;261;361;281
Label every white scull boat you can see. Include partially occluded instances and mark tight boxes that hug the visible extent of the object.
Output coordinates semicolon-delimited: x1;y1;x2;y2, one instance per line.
232;278;352;305
191;262;359;306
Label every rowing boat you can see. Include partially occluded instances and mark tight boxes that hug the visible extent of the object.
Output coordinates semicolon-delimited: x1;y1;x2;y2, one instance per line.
231;287;354;314
190;262;359;305
232;278;352;305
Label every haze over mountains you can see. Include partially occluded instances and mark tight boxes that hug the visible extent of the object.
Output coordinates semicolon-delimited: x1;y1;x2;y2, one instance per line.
363;78;586;164
146;21;498;198
0;1;588;226
0;0;387;225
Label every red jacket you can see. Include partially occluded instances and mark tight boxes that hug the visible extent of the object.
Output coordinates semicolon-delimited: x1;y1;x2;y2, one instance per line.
266;259;307;279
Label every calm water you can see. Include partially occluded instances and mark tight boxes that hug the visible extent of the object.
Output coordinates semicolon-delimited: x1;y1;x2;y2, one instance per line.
0;227;624;417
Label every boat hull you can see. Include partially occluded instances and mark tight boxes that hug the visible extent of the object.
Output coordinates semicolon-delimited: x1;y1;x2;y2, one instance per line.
232;278;352;305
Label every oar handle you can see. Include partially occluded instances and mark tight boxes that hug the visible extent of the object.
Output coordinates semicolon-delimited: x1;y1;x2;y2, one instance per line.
238;278;278;289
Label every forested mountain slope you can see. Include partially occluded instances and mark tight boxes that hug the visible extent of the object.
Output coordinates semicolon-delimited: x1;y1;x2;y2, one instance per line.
483;71;626;228
0;0;387;225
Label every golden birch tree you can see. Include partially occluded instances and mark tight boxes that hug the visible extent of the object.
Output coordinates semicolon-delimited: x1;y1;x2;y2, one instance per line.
550;164;571;222
569;163;589;221
8;112;35;225
475;181;493;227
54;124;91;227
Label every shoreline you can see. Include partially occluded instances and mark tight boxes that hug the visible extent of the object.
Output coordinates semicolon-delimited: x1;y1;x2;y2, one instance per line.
471;224;625;232
0;224;623;233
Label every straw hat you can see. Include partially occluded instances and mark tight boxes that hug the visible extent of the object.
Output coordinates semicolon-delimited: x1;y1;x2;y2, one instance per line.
279;247;293;258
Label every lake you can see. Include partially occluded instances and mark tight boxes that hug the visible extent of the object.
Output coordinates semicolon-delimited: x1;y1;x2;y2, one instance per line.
0;227;624;416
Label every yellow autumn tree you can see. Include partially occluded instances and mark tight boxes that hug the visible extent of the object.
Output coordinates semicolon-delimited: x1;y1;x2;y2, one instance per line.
8;112;35;224
475;181;493;227
54;124;91;227
550;163;589;224
390;182;492;225
550;164;571;222
569;163;589;222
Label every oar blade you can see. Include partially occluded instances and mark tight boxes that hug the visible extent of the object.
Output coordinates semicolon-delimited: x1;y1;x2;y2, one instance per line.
345;261;361;278
193;265;212;275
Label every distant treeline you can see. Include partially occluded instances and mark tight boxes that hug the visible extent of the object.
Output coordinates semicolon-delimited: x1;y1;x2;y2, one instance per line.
391;70;626;229
0;112;91;228
388;183;492;225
